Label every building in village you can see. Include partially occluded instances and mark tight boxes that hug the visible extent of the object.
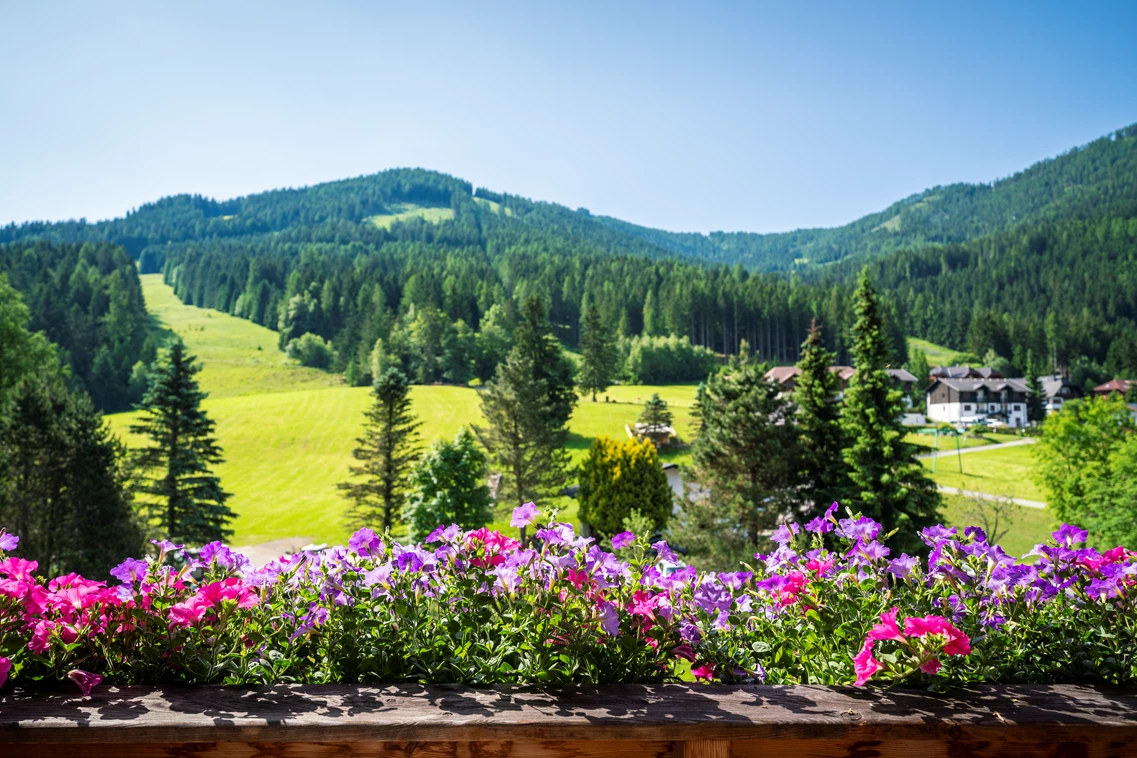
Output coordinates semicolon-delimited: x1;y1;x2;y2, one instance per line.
925;377;1030;428
1038;374;1082;412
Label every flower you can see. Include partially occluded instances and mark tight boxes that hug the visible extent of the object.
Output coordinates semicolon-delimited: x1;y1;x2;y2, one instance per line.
597;600;620;635
0;657;11;689
903;615;971;656
771;523;800;545
919;657;942;675
510;502;539;528
887;554;918;579
868;607;906;642
0;530;18;552
691;663;715;681
110;558;149;585
1053;524;1089;548
610;531;635;550
350;528;384;555
652;540;678;563
852;640;883;686
68;669;103;697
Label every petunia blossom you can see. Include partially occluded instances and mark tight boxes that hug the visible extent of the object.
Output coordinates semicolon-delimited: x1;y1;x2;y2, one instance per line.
852;640;883;686
510;502;539;528
68;669;103;697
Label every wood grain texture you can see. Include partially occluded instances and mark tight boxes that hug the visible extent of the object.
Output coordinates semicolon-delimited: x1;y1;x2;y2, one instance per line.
1;684;1136;751
683;739;730;758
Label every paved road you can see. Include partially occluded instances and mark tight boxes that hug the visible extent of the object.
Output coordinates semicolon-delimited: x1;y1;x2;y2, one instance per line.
936;485;1046;510
917;437;1037;460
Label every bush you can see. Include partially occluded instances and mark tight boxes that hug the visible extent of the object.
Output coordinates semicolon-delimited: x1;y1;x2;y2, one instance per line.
1;508;1136;693
285;333;336;370
623;335;718;384
578;436;673;539
403;427;493;541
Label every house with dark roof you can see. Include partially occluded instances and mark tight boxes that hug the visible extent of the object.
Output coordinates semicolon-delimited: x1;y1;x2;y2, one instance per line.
1038;374;1082;412
929;365;1005;380
764;365;918;405
926;377;1030;428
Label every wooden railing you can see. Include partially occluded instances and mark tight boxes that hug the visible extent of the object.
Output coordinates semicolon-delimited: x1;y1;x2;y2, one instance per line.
2;683;1136;757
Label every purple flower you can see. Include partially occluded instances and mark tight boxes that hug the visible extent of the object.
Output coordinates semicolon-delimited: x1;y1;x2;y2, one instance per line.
150;538;185;556
805;503;840;534
652;540;678;563
886;554;918;579
67;669;102;697
680;618;702;643
921;525;958;545
510;502;539;528
110;558;149;584
837;516;882;543
693;581;733;615
597;600;620;635
0;530;18;552
771;523;800;545
849;540;890;563
1052;524;1089;547
349;528;384;556
535;523;575;545
610;531;635;550
361;562;392;588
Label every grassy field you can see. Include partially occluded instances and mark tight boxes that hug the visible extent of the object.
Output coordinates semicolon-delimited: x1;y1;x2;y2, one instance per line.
923;443;1045;502
908;337;958;366
108;276;699;546
365;203;454;230
940;494;1053;558
905;430;1021;450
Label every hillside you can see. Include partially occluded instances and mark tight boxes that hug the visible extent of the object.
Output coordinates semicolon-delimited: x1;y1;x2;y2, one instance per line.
106;276;701;547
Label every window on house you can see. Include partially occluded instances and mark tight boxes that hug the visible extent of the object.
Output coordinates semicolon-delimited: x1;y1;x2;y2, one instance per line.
964;404;972;412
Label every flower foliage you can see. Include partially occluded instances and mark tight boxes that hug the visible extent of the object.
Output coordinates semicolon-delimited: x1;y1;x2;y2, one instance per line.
1;503;1136;696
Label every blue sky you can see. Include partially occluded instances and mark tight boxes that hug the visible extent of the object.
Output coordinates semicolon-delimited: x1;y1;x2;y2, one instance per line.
2;1;1134;232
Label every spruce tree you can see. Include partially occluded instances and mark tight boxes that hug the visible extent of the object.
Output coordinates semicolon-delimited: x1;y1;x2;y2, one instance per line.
131;339;234;546
841;270;939;552
340;368;422;533
794;320;848;522
1026;351;1048;425
403;427;492;542
639;393;673;430
474;347;571;543
578;305;619;401
514;296;576;427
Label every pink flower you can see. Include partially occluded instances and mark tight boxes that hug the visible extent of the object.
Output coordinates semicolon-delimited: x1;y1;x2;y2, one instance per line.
566;569;589;589
0;557;38;582
852;640;884;686
671;644;696;661
868;607;906;642
903;615;971;656
28;620;55;654
691;663;715;681
0;657;11;689
67;669;102;697
628;590;657;620
168;597;210;628
919;657;942;675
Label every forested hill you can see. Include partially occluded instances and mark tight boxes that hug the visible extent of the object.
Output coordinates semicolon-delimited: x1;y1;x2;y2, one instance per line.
597;124;1137;270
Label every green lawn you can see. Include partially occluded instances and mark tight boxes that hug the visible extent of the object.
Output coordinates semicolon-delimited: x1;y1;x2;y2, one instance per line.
109;276;699;547
905;431;1021;450
923;443;1045;502
908;337;958;366
940;495;1053;558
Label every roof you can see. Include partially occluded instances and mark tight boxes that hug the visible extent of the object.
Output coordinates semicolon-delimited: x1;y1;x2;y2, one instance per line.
764;366;801;383
929;378;1030;393
831;366;856;381
1038;375;1080;399
930;365;1004;380
1094;379;1135;393
888;368;918;383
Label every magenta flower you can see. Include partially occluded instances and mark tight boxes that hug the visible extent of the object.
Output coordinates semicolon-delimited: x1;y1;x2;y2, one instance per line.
691;663;715;681
0;530;18;552
919;657;942;675
610;531;635;550
867;607;906;642
0;657;11;689
510;502;538;528
903;615;971;656
852;640;883;686
67;669;103;697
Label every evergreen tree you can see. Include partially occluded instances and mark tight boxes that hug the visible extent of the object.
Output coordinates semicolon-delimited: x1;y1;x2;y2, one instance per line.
514;296;576;427
794;320;848;522
403;427;493;541
1026;350;1048;425
130;339;234;545
0;273;56;406
674;355;800;568
578;305;619;401
340;368;422;533
841;270;940;553
577;436;672;539
1125;382;1137;404
474;347;571;543
639;393;673;430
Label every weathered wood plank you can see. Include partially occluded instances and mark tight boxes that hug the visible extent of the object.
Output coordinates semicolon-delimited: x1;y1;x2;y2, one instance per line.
0;740;680;758
683;739;730;758
1;684;1135;747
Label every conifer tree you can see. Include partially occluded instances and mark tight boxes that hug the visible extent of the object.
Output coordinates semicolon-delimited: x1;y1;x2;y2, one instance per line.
474;347;570;543
514;296;576;427
794;320;848;522
340;368;422;533
1026;351;1048;425
403;427;492;541
578;304;619;401
131;339;234;545
841;270;939;552
638;393;673;430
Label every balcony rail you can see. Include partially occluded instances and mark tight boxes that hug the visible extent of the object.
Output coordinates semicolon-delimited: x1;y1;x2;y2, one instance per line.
3;683;1137;757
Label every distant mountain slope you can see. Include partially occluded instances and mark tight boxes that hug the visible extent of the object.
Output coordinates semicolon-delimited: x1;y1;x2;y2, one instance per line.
597;123;1137;270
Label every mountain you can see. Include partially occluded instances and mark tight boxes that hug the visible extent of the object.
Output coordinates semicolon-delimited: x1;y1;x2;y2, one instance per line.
1;123;1136;389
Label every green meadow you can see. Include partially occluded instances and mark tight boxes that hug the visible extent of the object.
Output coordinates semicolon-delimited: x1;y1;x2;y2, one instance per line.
108;276;699;547
110;275;1052;552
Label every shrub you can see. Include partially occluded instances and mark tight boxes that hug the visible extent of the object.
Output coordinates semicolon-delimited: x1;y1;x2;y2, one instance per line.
578;436;673;539
0;507;1136;694
623;335;718;384
285;333;336;369
403;427;493;541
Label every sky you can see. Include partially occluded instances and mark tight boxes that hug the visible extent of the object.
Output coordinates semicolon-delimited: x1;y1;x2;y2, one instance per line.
2;1;1135;233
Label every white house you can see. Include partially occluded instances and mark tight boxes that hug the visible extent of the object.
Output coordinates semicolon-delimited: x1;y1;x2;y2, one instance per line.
926;378;1030;428
1038;375;1082;413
